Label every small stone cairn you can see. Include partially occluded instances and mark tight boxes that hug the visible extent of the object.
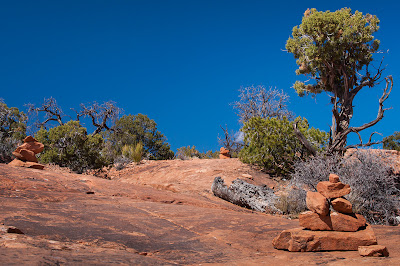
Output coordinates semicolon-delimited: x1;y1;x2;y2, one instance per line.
8;136;45;170
273;174;389;256
219;147;231;159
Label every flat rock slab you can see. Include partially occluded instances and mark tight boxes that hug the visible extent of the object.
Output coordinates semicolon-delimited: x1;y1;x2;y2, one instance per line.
317;181;351;199
299;211;366;232
273;225;377;252
358;245;389;257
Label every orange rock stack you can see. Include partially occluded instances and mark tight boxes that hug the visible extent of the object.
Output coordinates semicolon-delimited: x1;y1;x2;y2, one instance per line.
219;147;231;159
272;174;382;252
8;136;45;170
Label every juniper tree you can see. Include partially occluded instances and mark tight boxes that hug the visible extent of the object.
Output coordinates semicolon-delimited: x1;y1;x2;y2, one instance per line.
286;8;393;153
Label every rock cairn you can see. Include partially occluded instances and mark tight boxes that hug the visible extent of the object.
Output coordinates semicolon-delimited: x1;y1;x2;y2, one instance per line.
8;136;45;170
219;147;231;159
272;174;386;254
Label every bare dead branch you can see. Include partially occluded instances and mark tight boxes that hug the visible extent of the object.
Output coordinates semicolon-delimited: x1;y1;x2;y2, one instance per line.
26;97;64;129
292;121;317;156
232;85;293;124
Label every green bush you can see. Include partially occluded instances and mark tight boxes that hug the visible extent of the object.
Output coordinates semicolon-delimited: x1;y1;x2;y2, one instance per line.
383;132;400;151
0;99;27;163
122;142;143;164
35;121;108;173
105;114;174;160
239;116;328;176
175;145;201;160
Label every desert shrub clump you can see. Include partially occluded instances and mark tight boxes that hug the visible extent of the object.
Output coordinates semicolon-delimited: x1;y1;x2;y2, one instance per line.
239;116;328;176
0;99;27;163
290;150;400;225
122;143;144;163
35;121;108;173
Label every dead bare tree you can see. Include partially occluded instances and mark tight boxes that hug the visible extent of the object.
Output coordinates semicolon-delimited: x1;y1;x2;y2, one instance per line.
27;98;122;135
77;101;122;135
218;124;243;155
26;97;65;129
232;85;293;124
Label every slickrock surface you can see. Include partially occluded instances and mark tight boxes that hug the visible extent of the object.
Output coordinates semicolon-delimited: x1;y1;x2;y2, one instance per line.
1;160;399;265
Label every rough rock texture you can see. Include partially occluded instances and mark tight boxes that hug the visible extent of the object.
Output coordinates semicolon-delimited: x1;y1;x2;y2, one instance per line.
299;211;366;232
358;245;389;257
306;191;329;216
331;197;353;214
329;173;340;183
8;136;44;169
219;147;231;159
1;161;400;265
211;176;278;213
8;158;45;169
272;225;377;252
316;181;351;199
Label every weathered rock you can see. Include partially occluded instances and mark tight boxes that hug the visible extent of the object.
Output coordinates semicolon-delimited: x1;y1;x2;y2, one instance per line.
329;173;340;183
15;141;44;155
306;191;329;216
358;245;389;257
316;181;351;199
211;177;278;213
219;147;231;159
8;159;45;170
331;197;353;214
272;224;377;252
19;149;38;163
299;211;366;232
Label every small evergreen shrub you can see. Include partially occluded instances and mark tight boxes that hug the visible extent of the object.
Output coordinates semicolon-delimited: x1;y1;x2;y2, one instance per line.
35;121;108;173
239;116;328;176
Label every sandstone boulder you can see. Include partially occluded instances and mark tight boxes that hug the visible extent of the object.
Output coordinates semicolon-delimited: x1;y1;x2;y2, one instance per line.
306;191;329;216
316;181;351;199
19;149;38;163
331;198;353;214
219;147;231;159
299;211;366;232
272;224;377;252
358;245;389;257
8;159;45;170
329;173;340;183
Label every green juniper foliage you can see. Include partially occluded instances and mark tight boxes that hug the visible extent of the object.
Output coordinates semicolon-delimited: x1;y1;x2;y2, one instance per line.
239;116;328;176
383;132;400;151
0;99;27;163
106;114;174;160
286;8;391;153
35;121;107;173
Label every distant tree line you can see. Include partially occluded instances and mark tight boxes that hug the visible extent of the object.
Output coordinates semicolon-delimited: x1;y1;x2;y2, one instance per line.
0;97;174;172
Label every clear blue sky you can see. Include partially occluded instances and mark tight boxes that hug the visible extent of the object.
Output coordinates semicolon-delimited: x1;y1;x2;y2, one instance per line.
1;0;399;152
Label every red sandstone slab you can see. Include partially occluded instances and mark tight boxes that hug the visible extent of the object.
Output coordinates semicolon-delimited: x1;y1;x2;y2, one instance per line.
316;181;351;199
306;191;329;216
331;197;353;214
299;211;366;232
358;245;389;257
272;224;377;252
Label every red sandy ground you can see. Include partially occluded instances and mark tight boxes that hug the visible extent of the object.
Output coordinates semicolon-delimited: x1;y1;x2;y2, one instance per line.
1;158;399;265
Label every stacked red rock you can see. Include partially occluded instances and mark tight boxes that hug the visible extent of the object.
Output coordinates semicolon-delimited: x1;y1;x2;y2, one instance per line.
273;174;382;252
8;136;45;170
219;147;231;159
